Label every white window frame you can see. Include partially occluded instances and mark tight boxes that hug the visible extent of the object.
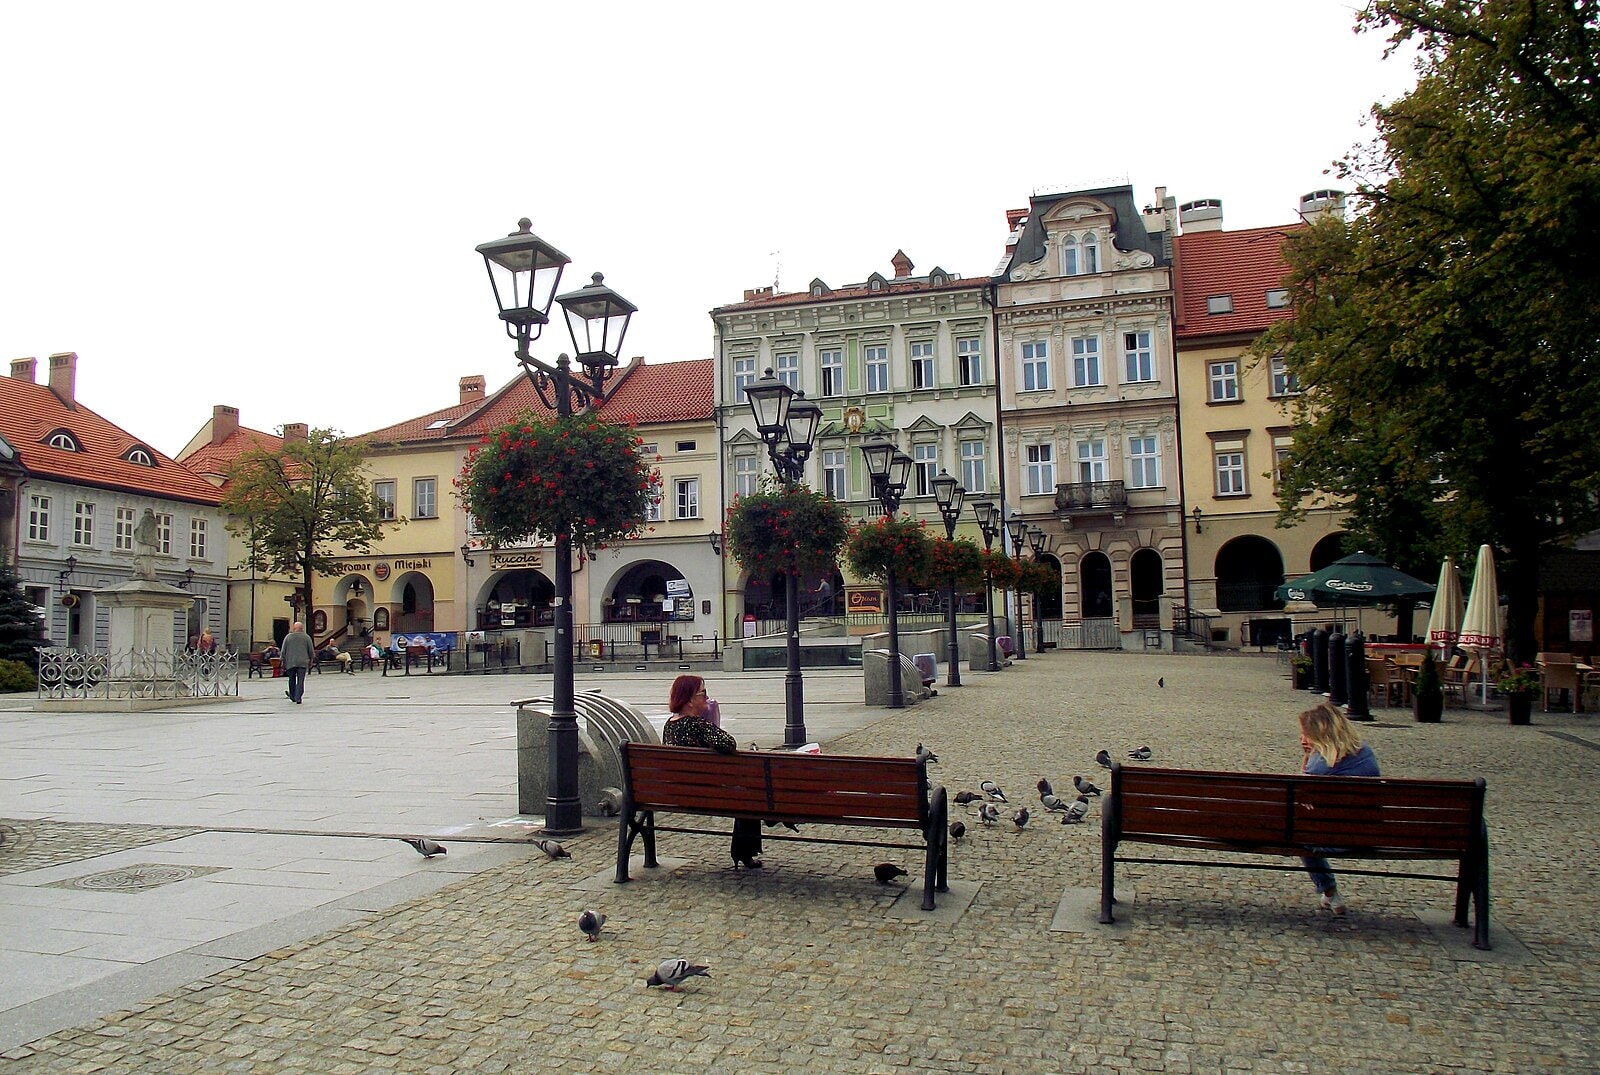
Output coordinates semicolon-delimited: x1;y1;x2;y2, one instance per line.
190;517;208;560
644;481;663;522
1215;451;1246;495
1077;439;1107;484
1270;355;1299;397
822;449;846;501
675;478;701;520
1081;232;1099;274
1127;435;1160;489
1274;445;1293;490
733;454;759;498
733;355;757;400
156;513;173;555
865;345;890;393
1123;330;1154;383
960;440;986;494
819;349;844;396
413;477;438;519
374;480;397;521
1021;340;1050;391
73;501;94;547
912;443;938;497
1209;360;1240;402
775;351;799;389
114;506;137;551
1025;443;1056;495
909;341;934;390
1072;335;1101;388
957;337;983;386
27;494;50;542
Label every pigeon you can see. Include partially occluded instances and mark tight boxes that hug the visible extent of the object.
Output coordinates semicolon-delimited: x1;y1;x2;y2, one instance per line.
1095;749;1113;770
401;837;446;858
915;742;940;763
1127;746;1153;761
1061;798;1090;824
595;787;623;817
578;910;605;942
874;862;909;884
533;837;572;860
980;780;1007;803
953;790;982;806
1037;778;1055;799
978;802;1001;826
1158;677;1165;688
1073;775;1103;797
1011;808;1031;830
763;820;802;832
1040;793;1072;813
646;957;710;990
949;820;966;839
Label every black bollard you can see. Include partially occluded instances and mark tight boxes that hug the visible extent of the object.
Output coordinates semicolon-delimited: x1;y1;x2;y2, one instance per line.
1328;627;1347;706
1312;627;1330;695
1345;629;1372;719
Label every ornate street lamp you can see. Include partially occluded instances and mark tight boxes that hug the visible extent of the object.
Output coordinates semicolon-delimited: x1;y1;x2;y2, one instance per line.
744;369;822;746
1004;510;1030;661
972;500;1001;671
931;468;965;688
862;440;913;708
1027;526;1048;652
476;219;635;836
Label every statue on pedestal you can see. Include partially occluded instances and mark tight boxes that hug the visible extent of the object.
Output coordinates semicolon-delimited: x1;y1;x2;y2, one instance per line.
132;509;161;582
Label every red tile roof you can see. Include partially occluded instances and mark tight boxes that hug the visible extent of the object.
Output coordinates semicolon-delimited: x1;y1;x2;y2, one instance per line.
1174;224;1306;340
360;399;486;446
178;426;283;485
0;376;221;504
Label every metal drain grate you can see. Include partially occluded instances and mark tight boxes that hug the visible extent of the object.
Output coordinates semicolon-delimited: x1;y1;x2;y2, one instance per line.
50;863;226;892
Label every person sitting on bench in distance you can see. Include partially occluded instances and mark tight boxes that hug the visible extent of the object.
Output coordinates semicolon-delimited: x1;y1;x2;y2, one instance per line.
1298;702;1380;916
663;674;763;870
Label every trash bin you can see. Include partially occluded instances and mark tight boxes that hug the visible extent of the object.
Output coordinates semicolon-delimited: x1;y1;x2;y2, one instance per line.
589;639;604;659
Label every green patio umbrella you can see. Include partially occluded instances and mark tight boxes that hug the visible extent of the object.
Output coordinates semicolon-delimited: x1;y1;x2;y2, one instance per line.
1275;551;1436;607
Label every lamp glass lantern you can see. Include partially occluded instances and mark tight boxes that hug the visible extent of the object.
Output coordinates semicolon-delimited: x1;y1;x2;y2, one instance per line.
972;500;998;534
747;369;795;441
888;450;914;501
931;469;964;520
1005;512;1028;550
556;271;635;375
1027;526;1046;556
475;219;570;340
783;393;822;461
860;439;896;486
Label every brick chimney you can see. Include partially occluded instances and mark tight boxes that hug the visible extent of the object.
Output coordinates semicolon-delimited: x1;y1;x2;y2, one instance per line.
9;357;36;382
211;405;240;446
282;422;309;443
742;286;774;302
47;352;77;406
1005;208;1029;230
459;375;486;405
891;250;914;278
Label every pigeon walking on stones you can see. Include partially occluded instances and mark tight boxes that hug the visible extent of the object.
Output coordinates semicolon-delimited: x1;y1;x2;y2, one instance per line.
979;802;1001;826
1127;746;1153;761
1073;775;1103;797
578;910;605;942
915;742;940;763
1011;808;1030;830
533;838;572;860
954;790;982;806
401;837;446;858
1040;793;1071;813
1158;677;1165;688
874;862;909;884
949;821;966;840
1095;749;1113;770
1061;798;1090;824
1037;778;1055;799
646;958;710;990
980;780;1007;803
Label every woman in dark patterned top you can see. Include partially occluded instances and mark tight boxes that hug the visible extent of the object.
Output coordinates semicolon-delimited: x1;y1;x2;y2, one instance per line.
663;674;763;869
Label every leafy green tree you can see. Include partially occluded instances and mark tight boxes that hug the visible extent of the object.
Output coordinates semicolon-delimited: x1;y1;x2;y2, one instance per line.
220;429;389;629
1254;0;1600;662
0;561;45;669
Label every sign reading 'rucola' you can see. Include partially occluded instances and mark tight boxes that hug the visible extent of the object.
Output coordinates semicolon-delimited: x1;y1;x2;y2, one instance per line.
490;551;543;570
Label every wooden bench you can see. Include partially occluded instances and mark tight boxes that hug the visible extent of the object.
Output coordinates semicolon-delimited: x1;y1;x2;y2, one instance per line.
1100;764;1490;948
615;743;950;910
246;652;269;678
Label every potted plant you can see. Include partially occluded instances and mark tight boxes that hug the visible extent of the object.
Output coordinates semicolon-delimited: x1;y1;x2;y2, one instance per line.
1413;650;1444;723
1497;663;1541;725
1291;653;1315;691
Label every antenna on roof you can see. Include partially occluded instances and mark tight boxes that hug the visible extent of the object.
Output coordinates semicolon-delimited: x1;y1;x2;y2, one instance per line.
771;251;781;293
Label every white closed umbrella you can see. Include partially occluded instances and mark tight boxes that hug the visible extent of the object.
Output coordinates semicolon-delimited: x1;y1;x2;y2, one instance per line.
1459;544;1502;706
1425;556;1464;658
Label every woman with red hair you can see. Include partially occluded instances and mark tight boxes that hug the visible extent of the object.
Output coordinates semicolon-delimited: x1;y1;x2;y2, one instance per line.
664;674;762;869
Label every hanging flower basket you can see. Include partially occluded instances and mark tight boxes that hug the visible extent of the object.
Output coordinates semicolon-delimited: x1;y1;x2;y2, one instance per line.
845;515;934;583
910;537;987;591
980;548;1022;590
725;479;851;578
455;411;658;550
1017;559;1061;599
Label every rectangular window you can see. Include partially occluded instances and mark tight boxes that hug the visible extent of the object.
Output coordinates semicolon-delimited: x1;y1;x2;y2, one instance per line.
1123;331;1153;383
865;345;890;393
960;440;986;494
413;478;438;519
374;481;397;521
733;355;757;399
644;482;663;522
913;442;938;497
1062;244;1078;277
675;478;701;519
1215;451;1246;495
1274;445;1293;490
1265;288;1290;309
1021;340;1050;391
27;494;49;542
1270;355;1299;397
675;440;696;452
819;349;843;396
1072;335;1101;387
910;341;934;390
734;454;759;498
822;449;846;501
1077;440;1107;483
190;518;208;559
775;351;799;389
957;337;983;386
1127;435;1160;489
156;513;173;554
1025;443;1055;495
114;506;137;551
1207;295;1234;314
73;502;93;547
1209;360;1240;402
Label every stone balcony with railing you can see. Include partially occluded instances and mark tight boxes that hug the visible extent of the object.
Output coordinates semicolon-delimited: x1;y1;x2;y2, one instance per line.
1054;480;1128;523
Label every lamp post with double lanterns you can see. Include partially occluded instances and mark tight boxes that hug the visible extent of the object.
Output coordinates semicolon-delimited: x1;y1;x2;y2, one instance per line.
475;218;636;836
972;500;1001;671
1004;511;1030;661
862;440;914;708
930;469;965;688
1027;525;1048;653
743;368;822;746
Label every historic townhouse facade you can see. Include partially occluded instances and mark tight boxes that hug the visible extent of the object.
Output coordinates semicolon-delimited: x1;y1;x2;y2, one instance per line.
6;352;228;651
1173;193;1349;647
711;252;996;626
992;185;1184;646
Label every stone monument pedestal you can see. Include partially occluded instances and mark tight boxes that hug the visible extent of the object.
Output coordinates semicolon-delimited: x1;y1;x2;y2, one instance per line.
97;579;193;651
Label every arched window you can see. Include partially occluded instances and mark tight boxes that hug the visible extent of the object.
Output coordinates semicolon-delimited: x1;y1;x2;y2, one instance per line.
45;429;80;452
1080;232;1099;274
124;446;156;466
1214;536;1287;612
1081;551;1114;618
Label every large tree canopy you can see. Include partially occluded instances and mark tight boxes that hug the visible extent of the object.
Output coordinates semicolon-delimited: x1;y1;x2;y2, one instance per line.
220;428;388;636
1255;0;1600;663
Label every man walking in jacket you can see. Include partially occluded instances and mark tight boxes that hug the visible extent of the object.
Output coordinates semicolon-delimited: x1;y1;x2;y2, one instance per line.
279;621;315;704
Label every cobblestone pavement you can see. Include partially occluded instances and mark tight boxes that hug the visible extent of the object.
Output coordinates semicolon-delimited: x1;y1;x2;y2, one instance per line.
0;822;200;878
4;651;1598;1072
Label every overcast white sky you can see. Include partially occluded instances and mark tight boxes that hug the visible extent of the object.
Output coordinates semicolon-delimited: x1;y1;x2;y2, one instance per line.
1;1;1417;457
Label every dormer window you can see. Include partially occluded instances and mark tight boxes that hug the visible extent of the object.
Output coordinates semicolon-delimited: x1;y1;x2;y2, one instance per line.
809;278;830;298
44;429;81;452
1062;232;1100;276
1207;295;1234;315
124;446;157;467
867;272;887;293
